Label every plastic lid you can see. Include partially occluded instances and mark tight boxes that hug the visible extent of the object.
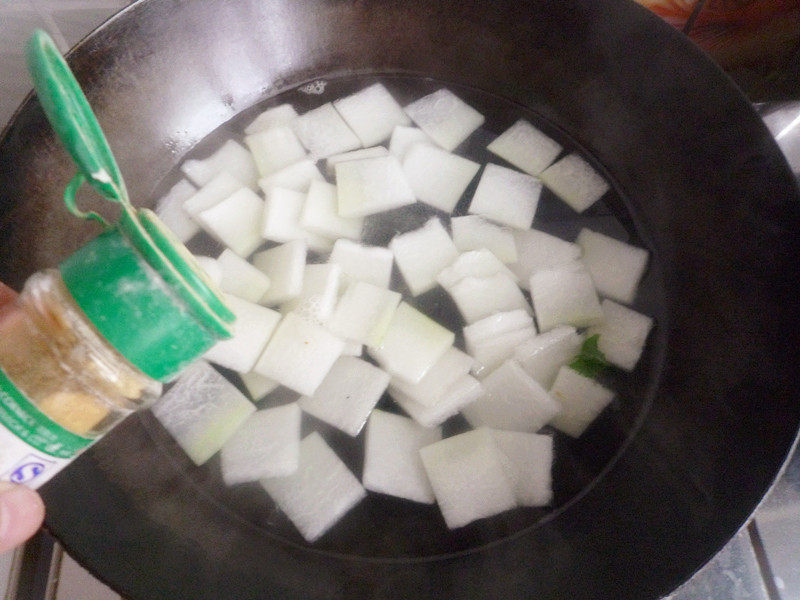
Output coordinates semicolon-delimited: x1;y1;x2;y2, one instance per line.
27;30;234;381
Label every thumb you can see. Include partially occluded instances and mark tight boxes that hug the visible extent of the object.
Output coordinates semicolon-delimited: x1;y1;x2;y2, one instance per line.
0;482;45;553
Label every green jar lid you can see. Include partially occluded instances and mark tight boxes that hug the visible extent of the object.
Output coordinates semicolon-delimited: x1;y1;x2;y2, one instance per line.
28;29;234;381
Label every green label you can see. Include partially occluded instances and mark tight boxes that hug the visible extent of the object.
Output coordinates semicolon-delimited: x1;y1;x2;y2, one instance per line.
0;368;93;458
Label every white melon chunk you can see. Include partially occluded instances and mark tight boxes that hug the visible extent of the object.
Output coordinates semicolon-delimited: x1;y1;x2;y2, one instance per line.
587;300;653;371
325;146;389;177
204;295;282;373
389;125;434;160
252;240;307;305
181;139;259;190
461;360;561;433
333;83;412;146
261;186;308;243
402;144;480;212
463;310;535;350
301;181;364;240
155;179;199;242
509;229;582;289
245;125;307;176
196;188;264;257
392;375;482;428
244;104;298;135
420;428;516;529
390;218;459;296
262;432;366;542
183;172;244;217
530;262;603;331
437;249;518;289
216;249;272;303
514;326;585;389
220;403;301;485
292;102;361;158
468;326;538;378
404;89;485;151
151;360;255;465
282;263;342;324
468;163;542;229
540;153;609;212
450;215;517;264
490;429;554;506
576;228;649;304
548;366;614;437
328;281;401;347
336;155;416;218
253;312;345;396
446;273;531;324
342;341;363;357
298;356;390;436
329;239;394;288
194;256;222;286
389;347;474;407
258;159;324;193
363;410;441;503
369;302;455;383
487;119;562;176
240;371;280;401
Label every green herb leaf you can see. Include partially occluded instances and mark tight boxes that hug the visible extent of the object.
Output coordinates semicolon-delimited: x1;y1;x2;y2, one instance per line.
569;334;610;378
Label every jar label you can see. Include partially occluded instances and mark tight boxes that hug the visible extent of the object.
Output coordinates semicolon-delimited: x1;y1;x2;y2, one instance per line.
0;367;93;488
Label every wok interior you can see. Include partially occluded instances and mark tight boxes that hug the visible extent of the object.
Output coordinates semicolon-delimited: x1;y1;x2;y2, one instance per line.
2;1;798;598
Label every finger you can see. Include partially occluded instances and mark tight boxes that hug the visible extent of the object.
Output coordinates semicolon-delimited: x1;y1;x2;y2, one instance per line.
0;282;17;306
0;482;45;553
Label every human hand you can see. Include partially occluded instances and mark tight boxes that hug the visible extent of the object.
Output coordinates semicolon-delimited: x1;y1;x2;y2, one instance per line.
0;281;46;553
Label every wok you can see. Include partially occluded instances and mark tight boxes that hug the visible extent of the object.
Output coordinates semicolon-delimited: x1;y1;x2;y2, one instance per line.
1;0;800;598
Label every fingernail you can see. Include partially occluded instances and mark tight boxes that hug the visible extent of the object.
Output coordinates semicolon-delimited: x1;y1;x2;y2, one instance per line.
0;483;45;553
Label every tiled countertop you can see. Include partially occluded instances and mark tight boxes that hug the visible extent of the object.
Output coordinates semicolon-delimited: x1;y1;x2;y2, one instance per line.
1;3;799;600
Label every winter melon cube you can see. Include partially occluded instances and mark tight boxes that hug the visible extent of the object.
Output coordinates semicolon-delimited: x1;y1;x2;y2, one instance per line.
514;326;585;389
437;249;518;289
587;300;653;371
389;347;474;407
151;361;255;465
548;366;614;437
468;163;542;229
245;125;307;177
446;272;531;324
216;249;271;304
253;312;345;396
404;89;485;151
329;239;394;289
461;360;561;433
333;83;411;146
258;159;323;193
298;356;390;436
390;218;459;296
204;294;281;373
262;432;366;542
301;181;364;240
196;188;264;257
487;119;562;176
240;371;280;401
576;228;649;304
402;143;480;213
450;215;517;264
336;155;416;218
181;139;259;190
363;410;441;503
327;281;401;348
252;240;307;306
244;104;298;135
369;302;454;383
389;125;434;160
325;146;389;177
392;375;482;428
540;153;609;212
282;263;342;325
183;172;243;217
420;428;516;529
530;262;603;331
490;429;554;506
292;102;361;158
220;403;301;485
261;186;308;243
155;179;198;242
508;229;582;289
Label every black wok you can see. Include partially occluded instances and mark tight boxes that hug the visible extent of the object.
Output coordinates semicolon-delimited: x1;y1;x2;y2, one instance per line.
1;0;799;598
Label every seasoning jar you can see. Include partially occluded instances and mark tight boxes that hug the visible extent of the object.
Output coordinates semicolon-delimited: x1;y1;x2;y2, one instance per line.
0;30;234;488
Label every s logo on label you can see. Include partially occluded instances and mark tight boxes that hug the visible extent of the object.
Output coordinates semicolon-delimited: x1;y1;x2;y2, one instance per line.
10;462;46;483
